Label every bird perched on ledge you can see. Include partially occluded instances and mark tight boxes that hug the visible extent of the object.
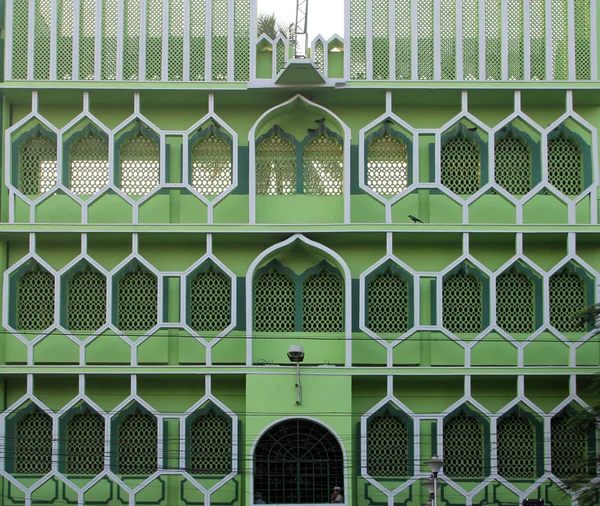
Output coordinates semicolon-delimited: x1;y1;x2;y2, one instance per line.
408;215;423;223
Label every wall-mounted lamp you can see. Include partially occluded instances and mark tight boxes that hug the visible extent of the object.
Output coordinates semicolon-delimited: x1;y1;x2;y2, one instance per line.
287;344;304;405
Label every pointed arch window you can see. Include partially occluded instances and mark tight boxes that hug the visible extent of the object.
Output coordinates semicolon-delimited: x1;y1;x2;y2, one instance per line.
188;262;232;332
443;407;489;479
13;407;53;474
494;127;539;196
551;406;595;480
67;126;110;195
65;266;107;332
15;127;58;196
116;407;158;475
549;265;591;333
189;125;233;196
187;405;233;475
497;409;541;479
16;265;55;332
547;128;591;196
117;124;160;197
495;266;540;334
440;125;486;196
366;263;412;335
65;408;105;475
443;266;488;334
116;265;158;332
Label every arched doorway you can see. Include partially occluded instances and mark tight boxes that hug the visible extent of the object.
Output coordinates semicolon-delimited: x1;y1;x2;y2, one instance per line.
254;419;344;504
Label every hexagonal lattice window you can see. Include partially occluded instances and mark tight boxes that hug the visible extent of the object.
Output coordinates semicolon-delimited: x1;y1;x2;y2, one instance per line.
66;267;107;332
496;268;535;334
256;132;296;196
117;267;158;332
303;134;343;196
66;411;105;475
254;266;295;332
441;133;481;196
119;133;160;196
302;268;344;332
69;133;110;195
547;133;584;196
367;131;409;196
189;408;232;474
549;269;587;332
443;410;486;479
367;267;409;334
190;133;232;195
117;409;157;475
16;267;55;332
15;408;53;474
551;408;590;480
494;132;532;195
189;266;231;332
497;411;537;479
367;410;409;477
18;134;58;196
443;270;484;333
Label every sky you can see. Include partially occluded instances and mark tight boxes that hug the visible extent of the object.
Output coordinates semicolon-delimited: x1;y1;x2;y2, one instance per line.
257;0;345;41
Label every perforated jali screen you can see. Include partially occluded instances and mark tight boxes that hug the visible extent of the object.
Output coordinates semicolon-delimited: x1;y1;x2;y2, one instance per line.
189;409;232;474
441;135;481;196
254;268;295;332
497;411;536;479
69;134;110;195
189;267;231;332
551;409;589;479
367;269;409;334
367;133;409;196
191;134;232;195
302;270;344;332
549;270;586;332
66;412;105;474
15;410;53;474
443;411;485;478
367;412;409;476
443;271;483;333
117;268;158;331
547;134;584;196
19;135;58;195
495;269;535;333
67;268;107;332
303;135;343;196
120;135;160;196
17;269;55;331
494;133;532;195
255;135;296;195
117;411;158;475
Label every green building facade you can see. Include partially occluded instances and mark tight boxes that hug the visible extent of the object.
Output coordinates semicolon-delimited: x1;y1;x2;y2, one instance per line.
0;0;598;504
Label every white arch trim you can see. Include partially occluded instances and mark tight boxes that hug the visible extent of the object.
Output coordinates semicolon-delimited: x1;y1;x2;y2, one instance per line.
247;94;352;224
245;234;352;367
248;416;349;506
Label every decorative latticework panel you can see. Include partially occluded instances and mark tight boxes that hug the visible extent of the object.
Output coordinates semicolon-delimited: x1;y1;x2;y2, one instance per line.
117;268;158;332
495;133;532;195
371;0;389;80
314;40;325;73
191;134;232;195
367;412;409;476
417;0;434;80
212;0;229;81
302;269;344;332
275;40;286;75
574;0;591;80
190;0;206;81
547;134;584;196
507;0;524;80
57;0;74;79
117;410;157;475
443;270;483;333
101;0;118;80
497;412;536;479
440;0;456;80
18;135;58;195
496;269;535;334
551;0;568;80
66;412;105;475
256;134;296;195
443;411;485;478
234;0;251;81
350;0;367;80
189;267;231;332
15;409;53;474
145;0;162;80
123;0;141;80
367;269;409;334
367;133;409;196
12;0;29;80
441;134;481;196
395;0;411;80
67;268;107;332
303;134;343;195
189;409;232;474
549;270;586;332
78;0;96;80
33;0;52;80
70;134;110;195
254;268;295;332
17;268;55;331
120;134;160;196
551;409;589;479
168;0;184;81
529;0;546;81
485;0;502;80
462;0;479;80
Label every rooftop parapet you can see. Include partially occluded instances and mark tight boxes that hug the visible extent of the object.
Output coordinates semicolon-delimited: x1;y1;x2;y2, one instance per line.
4;0;597;84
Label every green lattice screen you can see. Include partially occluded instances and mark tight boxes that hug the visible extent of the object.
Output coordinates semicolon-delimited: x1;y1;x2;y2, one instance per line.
440;0;456;80
497;411;536;479
18;134;58;195
168;0;184;81
549;270;586;332
57;0;74;80
189;409;232;474
254;267;295;332
551;409;590;479
256;133;296;195
303;134;343;195
101;0;118;80
574;0;591;80
507;0;524;80
496;268;535;334
117;410;157;475
16;268;55;331
485;0;501;80
15;409;53;474
12;0;29;79
78;0;95;80
443;411;485;478
67;268;107;332
371;0;389;80
212;0;229;81
70;134;110;195
551;0;568;80
395;0;411;79
441;134;481;196
417;0;434;80
145;0;163;81
191;134;232;195
367;411;409;476
547;134;584;196
190;0;206;81
367;268;409;334
66;411;105;474
189;266;231;332
117;268;158;331
123;0;141;80
494;133;532;195
33;0;51;80
120;134;160;196
530;0;546;80
233;0;250;81
349;0;367;80
443;270;483;333
275;40;286;75
302;269;344;332
314;40;325;73
367;132;409;196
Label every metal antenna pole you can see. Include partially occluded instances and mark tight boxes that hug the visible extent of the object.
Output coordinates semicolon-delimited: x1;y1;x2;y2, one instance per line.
294;0;309;57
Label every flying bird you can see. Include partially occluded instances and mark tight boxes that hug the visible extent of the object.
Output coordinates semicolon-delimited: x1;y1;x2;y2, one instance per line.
315;118;326;125
308;128;317;134
408;215;423;223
